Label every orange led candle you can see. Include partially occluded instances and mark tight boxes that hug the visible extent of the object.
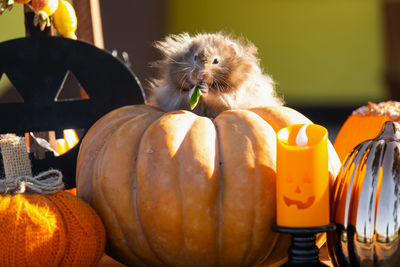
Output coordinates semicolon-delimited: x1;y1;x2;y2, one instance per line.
276;124;330;227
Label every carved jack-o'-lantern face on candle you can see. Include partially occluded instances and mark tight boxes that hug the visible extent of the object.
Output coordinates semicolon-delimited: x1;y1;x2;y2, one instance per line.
283;173;315;210
276;124;330;227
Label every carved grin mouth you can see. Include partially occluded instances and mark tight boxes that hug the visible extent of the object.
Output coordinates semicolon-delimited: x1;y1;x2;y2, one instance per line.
283;195;315;209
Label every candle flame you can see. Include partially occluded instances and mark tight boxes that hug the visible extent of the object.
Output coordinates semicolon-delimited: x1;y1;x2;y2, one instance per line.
296;124;309;147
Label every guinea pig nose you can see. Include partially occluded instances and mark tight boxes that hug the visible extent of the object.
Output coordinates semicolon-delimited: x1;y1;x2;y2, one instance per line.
196;72;206;80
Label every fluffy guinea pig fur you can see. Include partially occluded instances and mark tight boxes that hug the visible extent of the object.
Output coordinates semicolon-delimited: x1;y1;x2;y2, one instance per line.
146;32;283;117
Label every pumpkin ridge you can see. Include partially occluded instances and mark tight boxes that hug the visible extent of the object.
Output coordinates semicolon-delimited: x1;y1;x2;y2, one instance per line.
353;141;385;227
245;110;278;266
131;115;169;266
79;105;157;148
241;131;257;267
214;110;280;266
352;141;379;218
136;111;202;265
330;148;356;221
245;111;281;266
242;175;256;267
25;195;65;266
77;106;146;161
338;142;372;226
46;193;85;265
83;108;152;148
232;111;276;266
11;195;66;266
98;113;166;266
178;114;220;265
345;148;367;227
93;140;150;266
45;192;105;266
213;118;224;266
77;105;161;205
375;141;400;231
132;154;163;266
336;145;361;225
214;110;256;265
143;111;200;265
15;199;25;267
214;111;251;265
373;141;390;227
4;198;17;267
178;115;199;265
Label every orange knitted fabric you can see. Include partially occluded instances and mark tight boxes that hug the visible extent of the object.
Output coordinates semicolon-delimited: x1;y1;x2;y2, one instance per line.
0;191;106;266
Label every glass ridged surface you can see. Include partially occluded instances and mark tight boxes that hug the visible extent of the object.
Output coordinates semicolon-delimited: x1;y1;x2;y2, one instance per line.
328;121;400;266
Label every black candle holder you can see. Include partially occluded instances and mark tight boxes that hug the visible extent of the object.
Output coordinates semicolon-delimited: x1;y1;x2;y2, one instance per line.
272;223;336;267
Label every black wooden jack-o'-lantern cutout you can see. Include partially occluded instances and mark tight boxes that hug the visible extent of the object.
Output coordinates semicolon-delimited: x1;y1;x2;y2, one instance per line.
0;36;145;188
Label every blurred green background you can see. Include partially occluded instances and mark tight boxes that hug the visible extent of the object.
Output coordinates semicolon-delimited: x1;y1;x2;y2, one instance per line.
167;0;386;106
0;5;24;41
0;4;24;99
0;0;387;107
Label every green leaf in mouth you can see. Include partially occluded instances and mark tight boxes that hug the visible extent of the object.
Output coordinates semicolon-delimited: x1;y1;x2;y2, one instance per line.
190;82;204;110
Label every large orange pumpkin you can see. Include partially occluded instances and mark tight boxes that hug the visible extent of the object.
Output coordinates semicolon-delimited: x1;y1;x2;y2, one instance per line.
334;101;400;162
76;104;341;267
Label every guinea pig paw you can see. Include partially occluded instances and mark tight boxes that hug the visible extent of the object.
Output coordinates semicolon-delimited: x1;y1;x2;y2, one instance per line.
199;82;209;94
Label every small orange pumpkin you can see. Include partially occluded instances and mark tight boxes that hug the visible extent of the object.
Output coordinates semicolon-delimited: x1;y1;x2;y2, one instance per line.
334;101;400;162
0;136;106;267
76;104;341;267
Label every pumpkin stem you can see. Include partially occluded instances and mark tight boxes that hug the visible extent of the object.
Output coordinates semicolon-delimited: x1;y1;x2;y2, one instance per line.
0;135;64;194
0;135;32;179
377;121;400;141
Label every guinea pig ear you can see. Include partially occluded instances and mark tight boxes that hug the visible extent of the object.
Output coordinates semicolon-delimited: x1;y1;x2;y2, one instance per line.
188;43;199;53
228;43;239;56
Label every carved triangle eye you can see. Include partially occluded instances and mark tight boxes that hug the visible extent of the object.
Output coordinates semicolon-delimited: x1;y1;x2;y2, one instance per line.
54;70;90;102
0;73;24;103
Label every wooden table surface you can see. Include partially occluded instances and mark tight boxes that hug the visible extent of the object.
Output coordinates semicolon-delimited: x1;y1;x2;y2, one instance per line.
97;244;334;267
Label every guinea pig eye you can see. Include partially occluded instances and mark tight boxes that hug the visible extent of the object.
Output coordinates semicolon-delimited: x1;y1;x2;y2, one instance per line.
194;55;197;61
212;58;219;64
